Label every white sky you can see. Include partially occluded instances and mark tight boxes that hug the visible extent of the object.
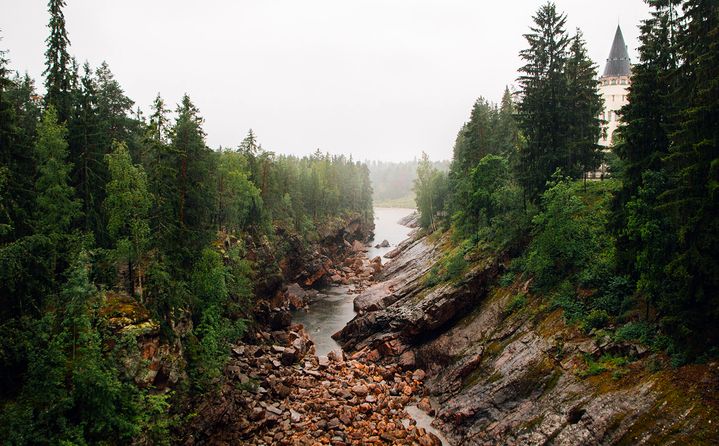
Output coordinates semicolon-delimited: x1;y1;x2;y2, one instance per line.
1;0;649;161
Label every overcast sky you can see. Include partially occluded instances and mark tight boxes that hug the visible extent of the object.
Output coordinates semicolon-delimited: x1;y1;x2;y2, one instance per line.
2;0;649;161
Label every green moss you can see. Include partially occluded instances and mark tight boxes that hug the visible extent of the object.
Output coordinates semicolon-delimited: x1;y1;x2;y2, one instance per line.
119;320;160;337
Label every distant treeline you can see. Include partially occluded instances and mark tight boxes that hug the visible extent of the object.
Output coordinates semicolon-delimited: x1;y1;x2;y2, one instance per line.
367;159;448;208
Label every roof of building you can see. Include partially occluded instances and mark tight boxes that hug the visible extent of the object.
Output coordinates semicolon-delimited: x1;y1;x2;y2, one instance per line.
602;25;631;78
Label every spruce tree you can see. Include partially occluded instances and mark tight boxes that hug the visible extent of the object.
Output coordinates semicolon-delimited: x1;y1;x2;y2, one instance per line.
34;106;80;236
612;1;678;274
43;0;72;123
565;30;603;179
496;86;519;159
516;2;570;200
660;0;719;351
0;42;17;238
68;62;104;237
164;94;216;268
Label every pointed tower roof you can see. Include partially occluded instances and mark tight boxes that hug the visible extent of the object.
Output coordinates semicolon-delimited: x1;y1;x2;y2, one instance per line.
602;25;631;77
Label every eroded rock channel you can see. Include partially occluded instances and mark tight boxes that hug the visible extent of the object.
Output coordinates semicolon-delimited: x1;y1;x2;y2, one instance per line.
187;208;718;445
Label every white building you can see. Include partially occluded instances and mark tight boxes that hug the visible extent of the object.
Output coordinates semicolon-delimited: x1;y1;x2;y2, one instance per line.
599;25;632;147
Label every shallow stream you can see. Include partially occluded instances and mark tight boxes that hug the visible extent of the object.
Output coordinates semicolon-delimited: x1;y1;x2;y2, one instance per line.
292;207;450;444
292;207;415;357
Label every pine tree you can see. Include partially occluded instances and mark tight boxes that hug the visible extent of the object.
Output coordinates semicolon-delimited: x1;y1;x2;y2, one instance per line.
43;0;72;123
516;2;570;200
104;141;151;296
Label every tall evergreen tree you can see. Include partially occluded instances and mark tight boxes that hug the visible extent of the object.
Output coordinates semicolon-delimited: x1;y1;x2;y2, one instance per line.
612;1;679;273
0;41;18;239
659;0;719;350
496;86;519;159
163;94;216;268
43;0;72;123
565;30;604;179
516;2;570;200
68;62;104;237
148;93;169;144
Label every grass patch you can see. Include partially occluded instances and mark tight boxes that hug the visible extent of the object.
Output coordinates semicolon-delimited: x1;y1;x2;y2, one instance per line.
577;354;629;379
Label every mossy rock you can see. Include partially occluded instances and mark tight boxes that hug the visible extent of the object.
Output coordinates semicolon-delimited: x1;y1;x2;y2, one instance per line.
119;320;160;337
100;291;150;322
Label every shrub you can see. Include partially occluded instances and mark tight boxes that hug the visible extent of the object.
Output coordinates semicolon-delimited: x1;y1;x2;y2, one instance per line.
550;281;585;323
505;293;527;313
525;176;598;288
499;271;516;287
583;309;610;331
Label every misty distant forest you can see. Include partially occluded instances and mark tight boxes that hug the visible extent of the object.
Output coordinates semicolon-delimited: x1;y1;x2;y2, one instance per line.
0;0;717;445
368;160;449;208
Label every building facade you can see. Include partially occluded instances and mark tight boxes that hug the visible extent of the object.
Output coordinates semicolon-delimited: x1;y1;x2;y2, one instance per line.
598;25;632;147
588;25;631;179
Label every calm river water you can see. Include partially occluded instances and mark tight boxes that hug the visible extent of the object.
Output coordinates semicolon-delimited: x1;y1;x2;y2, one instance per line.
292;207;415;357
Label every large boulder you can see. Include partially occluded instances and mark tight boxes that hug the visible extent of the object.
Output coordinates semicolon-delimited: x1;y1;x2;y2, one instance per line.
352;239;367;253
285;283;308;310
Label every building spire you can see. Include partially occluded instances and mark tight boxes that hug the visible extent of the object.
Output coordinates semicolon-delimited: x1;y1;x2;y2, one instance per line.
602;25;631;77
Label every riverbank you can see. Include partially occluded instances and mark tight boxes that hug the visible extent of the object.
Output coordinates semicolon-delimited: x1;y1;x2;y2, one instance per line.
335;217;719;445
184;209;447;445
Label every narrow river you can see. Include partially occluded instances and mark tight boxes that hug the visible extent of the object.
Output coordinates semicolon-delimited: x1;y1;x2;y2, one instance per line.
292;207;415;356
292;207;451;445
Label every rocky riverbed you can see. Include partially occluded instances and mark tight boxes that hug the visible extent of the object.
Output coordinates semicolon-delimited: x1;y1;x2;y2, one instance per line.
183;326;442;446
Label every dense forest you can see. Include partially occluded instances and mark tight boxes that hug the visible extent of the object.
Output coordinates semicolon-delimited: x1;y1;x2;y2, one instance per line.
0;0;372;443
1;0;718;443
414;0;717;365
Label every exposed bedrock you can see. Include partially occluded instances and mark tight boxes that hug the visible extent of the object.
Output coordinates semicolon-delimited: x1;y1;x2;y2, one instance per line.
335;228;719;445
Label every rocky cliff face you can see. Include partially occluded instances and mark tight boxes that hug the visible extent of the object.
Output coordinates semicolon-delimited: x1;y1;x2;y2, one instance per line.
335;227;719;445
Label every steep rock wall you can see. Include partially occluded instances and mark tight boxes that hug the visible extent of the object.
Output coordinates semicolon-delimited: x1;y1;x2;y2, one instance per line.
336;228;719;445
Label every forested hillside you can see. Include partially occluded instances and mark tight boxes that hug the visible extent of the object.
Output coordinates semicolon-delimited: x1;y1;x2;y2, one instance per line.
412;0;718;366
330;2;719;442
0;1;372;442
